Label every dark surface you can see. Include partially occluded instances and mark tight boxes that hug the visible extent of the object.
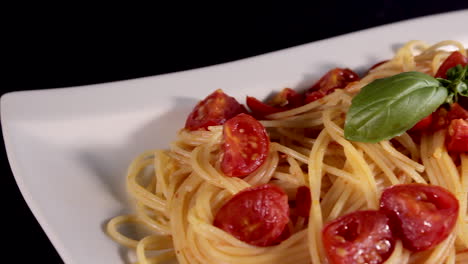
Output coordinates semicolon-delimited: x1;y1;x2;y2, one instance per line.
2;3;468;263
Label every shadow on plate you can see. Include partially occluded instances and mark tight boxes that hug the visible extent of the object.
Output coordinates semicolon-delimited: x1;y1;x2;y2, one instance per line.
78;97;196;263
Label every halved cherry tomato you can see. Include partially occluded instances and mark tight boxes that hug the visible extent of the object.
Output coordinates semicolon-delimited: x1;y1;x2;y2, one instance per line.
295;186;311;219
380;184;459;252
305;68;360;103
213;184;290;247
435;51;468;78
221;113;269;177
447;119;468;153
185;89;246;130
246;88;303;119
410;113;433;132
322;210;395;264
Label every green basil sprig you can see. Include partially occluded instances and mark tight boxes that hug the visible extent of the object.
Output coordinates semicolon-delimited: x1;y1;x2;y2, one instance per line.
439;64;468;104
344;65;468;143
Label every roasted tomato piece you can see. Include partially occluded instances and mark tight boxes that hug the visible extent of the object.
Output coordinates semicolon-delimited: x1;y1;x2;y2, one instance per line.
185;89;246;130
295;186;312;219
246;96;282;119
447;119;468;153
380;184;459;252
431;107;450;131
221;113;269;177
418;103;468;132
213;184;290;247
274;225;291;245
447;103;468;121
322;210;395;264
305;68;360;103
304;90;327;103
368;60;390;72
247;88;303;119
268;88;303;108
410;113;433;132
435;51;468;78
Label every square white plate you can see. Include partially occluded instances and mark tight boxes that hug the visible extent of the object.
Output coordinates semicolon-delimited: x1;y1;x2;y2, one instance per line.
2;10;468;264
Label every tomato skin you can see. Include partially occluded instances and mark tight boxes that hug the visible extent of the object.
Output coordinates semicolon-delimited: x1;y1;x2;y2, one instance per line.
269;88;303;108
305;68;360;103
246;96;282;119
447;119;468;153
213;184;290;247
322;210;395;264
304;90;327;103
221;113;269;177
447;103;468;121
431;107;450;131
185;89;246;130
380;184;459;252
410;113;433;132
274;225;291;245
368;60;390;72
414;103;468;133
246;88;303;119
435;51;468;78
295;186;311;219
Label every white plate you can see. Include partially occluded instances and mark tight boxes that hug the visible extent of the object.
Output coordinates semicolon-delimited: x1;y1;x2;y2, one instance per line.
2;10;468;264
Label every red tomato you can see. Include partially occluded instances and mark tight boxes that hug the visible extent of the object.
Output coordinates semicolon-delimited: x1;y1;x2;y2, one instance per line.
304;90;327;103
213;184;290;247
368;60;390;72
380;184;459;252
246;96;282;119
305;68;360;103
274;225;291;245
447;103;468;121
435;51;468;78
185;89;246;130
431;107;450;131
221;113;269;177
447;119;468;153
422;103;468;132
268;88;303;108
322;210;395;264
410;113;433;132
295;186;311;219
246;88;303;119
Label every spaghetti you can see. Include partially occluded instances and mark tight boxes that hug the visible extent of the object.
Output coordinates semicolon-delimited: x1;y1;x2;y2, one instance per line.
107;40;468;264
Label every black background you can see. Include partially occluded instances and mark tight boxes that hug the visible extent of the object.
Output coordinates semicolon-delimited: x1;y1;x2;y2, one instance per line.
3;3;468;263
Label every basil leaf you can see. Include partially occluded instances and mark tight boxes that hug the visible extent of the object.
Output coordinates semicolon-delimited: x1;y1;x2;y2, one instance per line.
344;72;447;143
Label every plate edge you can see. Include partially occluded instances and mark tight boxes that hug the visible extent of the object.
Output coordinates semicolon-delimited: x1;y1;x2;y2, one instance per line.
1;98;74;263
